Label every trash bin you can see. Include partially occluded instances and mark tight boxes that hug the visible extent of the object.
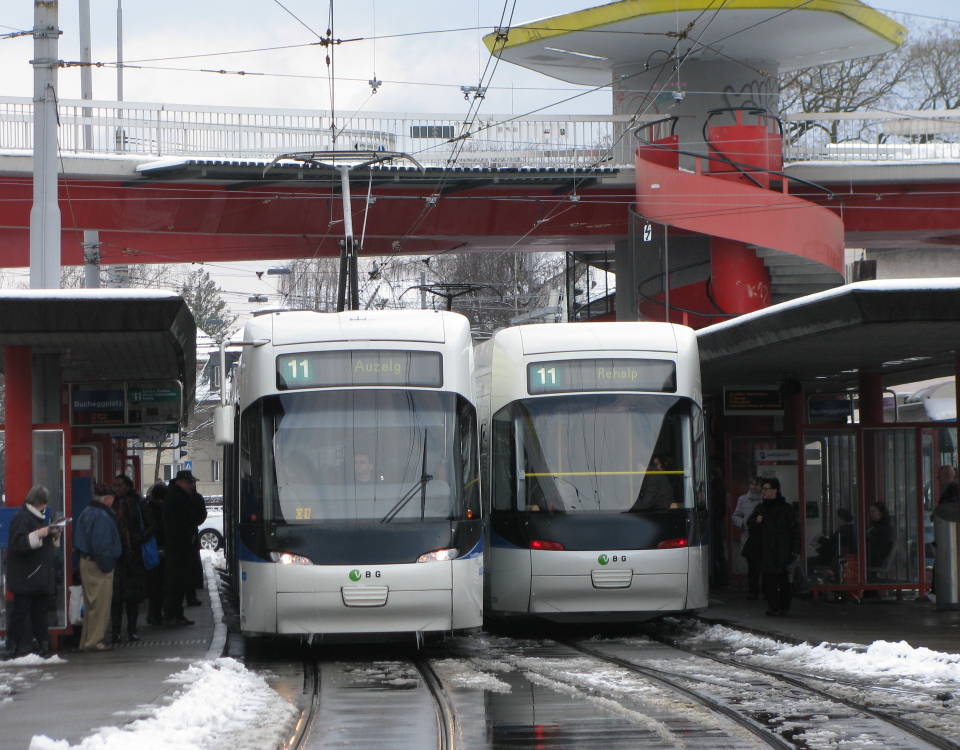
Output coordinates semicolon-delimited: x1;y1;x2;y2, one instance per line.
933;502;960;611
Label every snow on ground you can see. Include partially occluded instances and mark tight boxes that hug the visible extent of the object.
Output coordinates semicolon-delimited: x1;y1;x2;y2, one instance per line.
0;654;64;703
27;657;297;750
684;621;960;686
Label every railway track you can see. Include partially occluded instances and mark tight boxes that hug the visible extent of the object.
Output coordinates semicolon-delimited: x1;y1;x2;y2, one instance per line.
565;635;953;750
647;625;960;750
277;656;456;750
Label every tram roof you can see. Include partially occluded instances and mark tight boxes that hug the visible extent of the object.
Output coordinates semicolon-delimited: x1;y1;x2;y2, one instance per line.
696;279;960;391
0;289;197;413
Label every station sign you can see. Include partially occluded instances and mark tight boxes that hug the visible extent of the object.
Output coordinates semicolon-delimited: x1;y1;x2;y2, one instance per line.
70;380;183;428
723;386;783;415
808;395;853;424
755;448;798;463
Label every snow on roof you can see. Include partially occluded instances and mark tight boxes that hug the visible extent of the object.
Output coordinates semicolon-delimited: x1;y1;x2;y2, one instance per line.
0;288;182;301
698;278;960;337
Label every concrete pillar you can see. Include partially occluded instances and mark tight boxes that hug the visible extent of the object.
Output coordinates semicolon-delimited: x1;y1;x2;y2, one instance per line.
709;238;770;313
614;238;639;321
613;58;780;165
29;0;61;289
4;347;33;505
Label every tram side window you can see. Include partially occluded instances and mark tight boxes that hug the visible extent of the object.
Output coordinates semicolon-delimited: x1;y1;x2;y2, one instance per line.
491;408;516;511
239;401;263;523
458;396;480;518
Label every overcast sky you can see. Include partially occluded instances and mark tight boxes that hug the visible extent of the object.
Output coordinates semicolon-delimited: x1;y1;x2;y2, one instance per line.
1;1;958;324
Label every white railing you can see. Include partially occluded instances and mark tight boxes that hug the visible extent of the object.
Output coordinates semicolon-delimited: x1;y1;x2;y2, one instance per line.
0;96;625;169
2;96;959;168
782;109;960;163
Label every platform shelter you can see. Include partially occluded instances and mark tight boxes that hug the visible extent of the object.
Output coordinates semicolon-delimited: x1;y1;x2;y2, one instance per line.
699;280;960;600
0;290;196;645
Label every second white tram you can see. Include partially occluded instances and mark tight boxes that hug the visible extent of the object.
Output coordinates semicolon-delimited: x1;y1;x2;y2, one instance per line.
219;310;483;638
476;322;708;621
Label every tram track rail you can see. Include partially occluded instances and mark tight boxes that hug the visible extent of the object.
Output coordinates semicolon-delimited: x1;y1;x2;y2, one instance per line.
279;660;321;750
648;628;960;750
560;639;793;749
415;657;458;750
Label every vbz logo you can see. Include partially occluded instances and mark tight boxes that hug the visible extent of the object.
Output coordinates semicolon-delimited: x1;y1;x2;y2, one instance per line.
597;554;627;566
348;569;381;582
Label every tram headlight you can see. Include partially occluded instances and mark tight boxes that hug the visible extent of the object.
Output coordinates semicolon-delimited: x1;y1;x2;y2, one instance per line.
416;547;459;563
269;551;314;565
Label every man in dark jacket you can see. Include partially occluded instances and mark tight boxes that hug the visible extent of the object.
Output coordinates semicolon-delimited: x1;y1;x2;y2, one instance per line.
74;486;122;651
747;477;799;616
4;486;61;658
162;470;204;626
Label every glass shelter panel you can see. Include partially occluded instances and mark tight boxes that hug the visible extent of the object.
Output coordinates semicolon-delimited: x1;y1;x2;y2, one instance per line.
804;431;858;583
33;430;67;630
865;429;918;586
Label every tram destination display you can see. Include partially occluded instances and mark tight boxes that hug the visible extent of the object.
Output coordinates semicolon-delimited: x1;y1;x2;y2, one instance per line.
277;350;443;389
527;358;676;394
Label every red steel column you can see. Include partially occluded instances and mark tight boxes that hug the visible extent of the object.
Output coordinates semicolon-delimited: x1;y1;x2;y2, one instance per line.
4;346;33;506
709;238;770;314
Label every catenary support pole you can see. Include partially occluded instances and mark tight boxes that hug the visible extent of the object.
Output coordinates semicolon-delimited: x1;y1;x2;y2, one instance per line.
30;0;61;289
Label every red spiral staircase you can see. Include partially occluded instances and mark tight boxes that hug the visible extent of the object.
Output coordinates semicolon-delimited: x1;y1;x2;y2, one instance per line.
633;110;845;328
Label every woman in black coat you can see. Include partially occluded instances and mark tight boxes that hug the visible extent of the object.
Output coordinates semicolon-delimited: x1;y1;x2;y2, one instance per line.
4;486;60;658
747;477;799;616
109;475;151;642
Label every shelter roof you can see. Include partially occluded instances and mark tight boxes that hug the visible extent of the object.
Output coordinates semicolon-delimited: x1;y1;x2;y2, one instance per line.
486;0;905;85
696;279;960;391
0;290;197;411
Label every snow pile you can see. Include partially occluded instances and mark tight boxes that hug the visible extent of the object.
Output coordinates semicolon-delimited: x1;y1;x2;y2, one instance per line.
28;658;297;750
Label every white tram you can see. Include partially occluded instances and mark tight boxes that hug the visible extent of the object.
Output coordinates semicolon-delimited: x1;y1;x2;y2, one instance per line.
475;322;708;621
217;310;483;638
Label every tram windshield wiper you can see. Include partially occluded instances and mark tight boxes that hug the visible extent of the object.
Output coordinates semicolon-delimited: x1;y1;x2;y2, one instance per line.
380;474;433;523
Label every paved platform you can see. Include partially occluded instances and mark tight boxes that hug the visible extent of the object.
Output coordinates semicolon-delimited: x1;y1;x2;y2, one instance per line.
0;559;224;749
3;574;958;749
704;590;960;654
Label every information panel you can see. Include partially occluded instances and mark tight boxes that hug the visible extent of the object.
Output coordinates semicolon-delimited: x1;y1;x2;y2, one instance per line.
527;359;676;395
723;387;783;415
127;382;182;425
70;381;183;428
277;350;443;390
71;385;125;425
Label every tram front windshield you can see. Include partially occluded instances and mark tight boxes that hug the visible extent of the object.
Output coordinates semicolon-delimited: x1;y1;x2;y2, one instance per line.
241;390;478;523
492;394;705;513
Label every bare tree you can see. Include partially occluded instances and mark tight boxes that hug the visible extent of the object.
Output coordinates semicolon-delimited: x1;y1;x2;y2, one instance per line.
276;257;341;311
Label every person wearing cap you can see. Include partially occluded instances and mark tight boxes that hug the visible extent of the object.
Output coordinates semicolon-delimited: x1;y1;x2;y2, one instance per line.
162;470;204;626
74;485;122;651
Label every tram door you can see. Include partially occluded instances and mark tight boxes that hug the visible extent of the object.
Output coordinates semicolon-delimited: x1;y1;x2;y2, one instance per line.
803;431;858;580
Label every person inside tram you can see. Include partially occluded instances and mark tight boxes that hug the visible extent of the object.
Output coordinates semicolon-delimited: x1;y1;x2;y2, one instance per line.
630;455;677;511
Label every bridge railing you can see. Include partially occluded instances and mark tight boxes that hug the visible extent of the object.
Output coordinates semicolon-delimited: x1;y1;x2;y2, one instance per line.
782;109;960;162
1;96;959;168
0;96;627;168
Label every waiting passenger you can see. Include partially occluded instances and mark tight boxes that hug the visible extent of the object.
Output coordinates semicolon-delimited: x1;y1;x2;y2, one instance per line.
747;478;799;616
866;502;894;573
3;486;61;658
732;477;763;599
938;465;959;507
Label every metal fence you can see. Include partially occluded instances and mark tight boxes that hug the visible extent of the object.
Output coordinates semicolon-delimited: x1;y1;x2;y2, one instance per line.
2;96;959;168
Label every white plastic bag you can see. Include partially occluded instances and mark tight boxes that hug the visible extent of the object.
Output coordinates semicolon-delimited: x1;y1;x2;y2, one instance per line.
68;584;84;625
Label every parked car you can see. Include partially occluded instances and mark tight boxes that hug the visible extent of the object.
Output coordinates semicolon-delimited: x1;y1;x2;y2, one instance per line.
198;505;224;551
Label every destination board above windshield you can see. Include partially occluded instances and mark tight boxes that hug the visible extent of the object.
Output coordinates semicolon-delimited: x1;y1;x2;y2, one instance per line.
277;350;443;389
527;359;676;394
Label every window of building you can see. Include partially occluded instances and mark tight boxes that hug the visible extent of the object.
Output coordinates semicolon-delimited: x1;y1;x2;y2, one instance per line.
211;460;220;482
